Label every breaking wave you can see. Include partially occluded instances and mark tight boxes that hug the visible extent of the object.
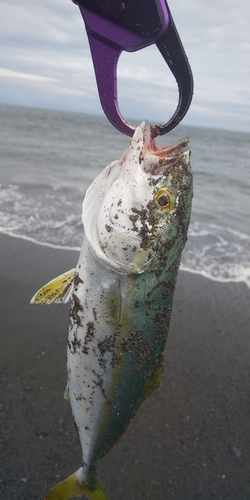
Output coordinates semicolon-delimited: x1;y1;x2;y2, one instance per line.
181;222;250;288
0;184;249;289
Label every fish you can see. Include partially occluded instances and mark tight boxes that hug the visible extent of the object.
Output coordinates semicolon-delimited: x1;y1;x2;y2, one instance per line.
31;120;193;500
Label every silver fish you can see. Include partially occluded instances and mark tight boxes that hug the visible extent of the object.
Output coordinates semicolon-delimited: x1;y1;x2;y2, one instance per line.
31;120;193;500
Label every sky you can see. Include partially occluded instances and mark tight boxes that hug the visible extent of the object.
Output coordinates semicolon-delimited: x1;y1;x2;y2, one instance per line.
1;0;250;132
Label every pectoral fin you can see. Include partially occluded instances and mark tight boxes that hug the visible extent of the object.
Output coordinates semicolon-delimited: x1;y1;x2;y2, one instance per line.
31;269;76;305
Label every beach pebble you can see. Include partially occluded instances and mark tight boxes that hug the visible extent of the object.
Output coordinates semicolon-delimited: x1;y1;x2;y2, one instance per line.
230;446;242;460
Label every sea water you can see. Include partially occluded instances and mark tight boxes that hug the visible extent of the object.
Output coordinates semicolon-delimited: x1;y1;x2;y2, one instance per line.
0;104;249;288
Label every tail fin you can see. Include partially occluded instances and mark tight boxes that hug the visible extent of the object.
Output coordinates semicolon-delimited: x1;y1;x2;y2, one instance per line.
45;471;108;500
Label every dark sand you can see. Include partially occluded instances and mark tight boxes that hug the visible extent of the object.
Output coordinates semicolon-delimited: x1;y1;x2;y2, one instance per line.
1;233;250;500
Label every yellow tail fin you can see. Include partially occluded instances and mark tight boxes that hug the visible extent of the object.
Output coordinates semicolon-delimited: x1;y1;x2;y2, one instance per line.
45;471;108;500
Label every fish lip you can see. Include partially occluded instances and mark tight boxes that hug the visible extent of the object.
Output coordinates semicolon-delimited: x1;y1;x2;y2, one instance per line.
151;136;189;158
121;121;189;177
143;133;190;176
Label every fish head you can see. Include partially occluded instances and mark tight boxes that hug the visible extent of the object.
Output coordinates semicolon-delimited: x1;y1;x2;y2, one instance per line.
82;121;193;274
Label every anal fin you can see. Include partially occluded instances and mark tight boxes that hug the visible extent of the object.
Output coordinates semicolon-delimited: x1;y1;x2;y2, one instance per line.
142;353;164;402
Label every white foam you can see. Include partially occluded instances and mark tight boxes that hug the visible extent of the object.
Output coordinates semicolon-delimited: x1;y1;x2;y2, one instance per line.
0;228;80;252
181;221;250;288
0;185;249;289
180;262;250;288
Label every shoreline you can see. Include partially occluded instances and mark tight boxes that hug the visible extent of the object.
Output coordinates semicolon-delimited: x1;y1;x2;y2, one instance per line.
1;229;249;291
1;233;250;499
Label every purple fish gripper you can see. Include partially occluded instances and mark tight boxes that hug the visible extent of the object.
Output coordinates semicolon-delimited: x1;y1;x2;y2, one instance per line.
78;3;169;136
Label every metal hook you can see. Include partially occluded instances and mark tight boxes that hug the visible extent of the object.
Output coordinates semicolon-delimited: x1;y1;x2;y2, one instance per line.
74;0;193;136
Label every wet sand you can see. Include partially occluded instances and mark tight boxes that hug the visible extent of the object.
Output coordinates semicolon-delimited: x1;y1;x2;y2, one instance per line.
1;233;250;499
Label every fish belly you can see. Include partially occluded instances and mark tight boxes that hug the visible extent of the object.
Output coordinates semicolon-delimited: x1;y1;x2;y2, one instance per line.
67;238;176;481
67;238;122;480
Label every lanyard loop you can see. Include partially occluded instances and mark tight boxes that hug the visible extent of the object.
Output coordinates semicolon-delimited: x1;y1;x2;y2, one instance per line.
73;0;193;136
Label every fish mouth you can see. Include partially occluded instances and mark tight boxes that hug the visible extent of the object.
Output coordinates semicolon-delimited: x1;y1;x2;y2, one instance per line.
144;134;190;176
120;120;189;179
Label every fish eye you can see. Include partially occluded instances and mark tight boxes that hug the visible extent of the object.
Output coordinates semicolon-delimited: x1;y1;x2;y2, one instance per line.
154;188;174;212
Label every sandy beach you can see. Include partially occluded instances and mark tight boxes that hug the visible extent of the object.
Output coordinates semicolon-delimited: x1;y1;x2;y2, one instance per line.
1;232;250;500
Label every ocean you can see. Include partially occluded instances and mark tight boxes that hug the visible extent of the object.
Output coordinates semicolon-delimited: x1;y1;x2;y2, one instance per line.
1;103;249;288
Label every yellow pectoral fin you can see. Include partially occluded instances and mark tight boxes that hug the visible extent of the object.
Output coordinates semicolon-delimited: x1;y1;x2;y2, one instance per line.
31;268;76;305
45;472;109;500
